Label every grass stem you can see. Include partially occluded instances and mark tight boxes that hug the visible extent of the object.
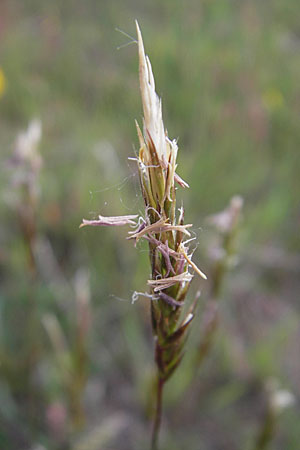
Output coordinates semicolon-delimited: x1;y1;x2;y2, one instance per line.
151;375;164;450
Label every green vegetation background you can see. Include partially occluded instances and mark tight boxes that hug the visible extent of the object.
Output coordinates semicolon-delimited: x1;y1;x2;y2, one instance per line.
0;0;299;449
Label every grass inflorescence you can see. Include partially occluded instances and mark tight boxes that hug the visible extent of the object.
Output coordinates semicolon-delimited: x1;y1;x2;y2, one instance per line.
81;21;207;449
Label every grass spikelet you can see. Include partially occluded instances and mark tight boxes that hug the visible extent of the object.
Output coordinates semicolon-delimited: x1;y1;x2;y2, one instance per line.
80;21;206;449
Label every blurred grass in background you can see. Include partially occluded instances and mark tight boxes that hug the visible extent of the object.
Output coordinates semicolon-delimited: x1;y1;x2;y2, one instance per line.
0;0;299;449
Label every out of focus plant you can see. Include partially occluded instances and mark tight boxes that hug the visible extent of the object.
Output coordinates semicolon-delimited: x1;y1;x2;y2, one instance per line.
80;22;207;450
43;268;91;432
3;121;90;447
254;379;294;450
6;119;42;276
2;120;43;428
195;195;243;369
0;67;6;98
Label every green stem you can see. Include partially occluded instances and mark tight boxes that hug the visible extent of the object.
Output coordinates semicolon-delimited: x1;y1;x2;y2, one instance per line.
151;375;164;450
254;409;275;450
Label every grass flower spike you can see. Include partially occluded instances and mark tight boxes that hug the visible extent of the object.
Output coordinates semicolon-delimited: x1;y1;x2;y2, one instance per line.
81;21;206;449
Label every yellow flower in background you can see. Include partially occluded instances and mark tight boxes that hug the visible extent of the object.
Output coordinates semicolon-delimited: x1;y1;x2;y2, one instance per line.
0;68;6;98
262;87;284;112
